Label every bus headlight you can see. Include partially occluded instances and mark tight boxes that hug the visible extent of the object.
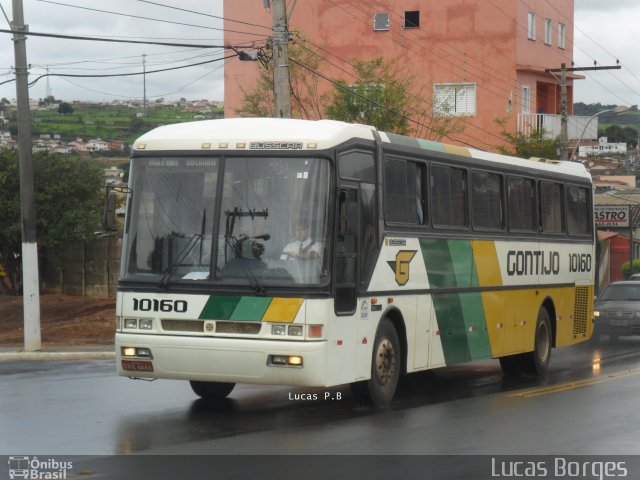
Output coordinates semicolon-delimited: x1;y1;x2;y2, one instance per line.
271;325;286;336
124;318;138;329
288;325;303;337
139;319;153;330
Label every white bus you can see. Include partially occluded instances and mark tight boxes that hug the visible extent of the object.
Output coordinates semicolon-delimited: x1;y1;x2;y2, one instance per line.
115;118;594;406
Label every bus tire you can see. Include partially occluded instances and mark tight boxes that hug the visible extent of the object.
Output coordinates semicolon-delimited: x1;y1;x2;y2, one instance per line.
189;380;235;401
350;319;400;407
522;307;552;376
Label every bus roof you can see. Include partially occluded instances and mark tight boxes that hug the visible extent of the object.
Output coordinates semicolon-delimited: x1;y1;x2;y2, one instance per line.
133;118;590;180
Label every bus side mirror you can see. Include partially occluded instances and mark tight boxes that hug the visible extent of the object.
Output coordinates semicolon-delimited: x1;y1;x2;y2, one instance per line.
103;190;118;231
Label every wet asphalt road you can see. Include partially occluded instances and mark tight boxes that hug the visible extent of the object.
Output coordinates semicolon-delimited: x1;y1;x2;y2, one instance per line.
2;337;640;457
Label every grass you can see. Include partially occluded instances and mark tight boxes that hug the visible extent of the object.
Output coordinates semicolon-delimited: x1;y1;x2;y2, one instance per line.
27;104;223;144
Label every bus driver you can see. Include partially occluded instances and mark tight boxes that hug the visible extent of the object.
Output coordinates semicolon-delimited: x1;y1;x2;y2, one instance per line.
280;223;322;261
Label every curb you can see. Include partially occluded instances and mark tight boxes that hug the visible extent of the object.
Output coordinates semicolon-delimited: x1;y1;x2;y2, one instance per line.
0;351;116;361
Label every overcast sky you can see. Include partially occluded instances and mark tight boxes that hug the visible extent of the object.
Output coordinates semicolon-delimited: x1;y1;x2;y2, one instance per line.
0;0;637;108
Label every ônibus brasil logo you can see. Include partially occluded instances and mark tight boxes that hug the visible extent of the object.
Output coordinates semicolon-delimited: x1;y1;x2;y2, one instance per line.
8;456;73;480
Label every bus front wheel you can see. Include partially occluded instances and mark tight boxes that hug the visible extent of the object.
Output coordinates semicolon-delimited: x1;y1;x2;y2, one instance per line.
189;380;235;401
351;319;400;407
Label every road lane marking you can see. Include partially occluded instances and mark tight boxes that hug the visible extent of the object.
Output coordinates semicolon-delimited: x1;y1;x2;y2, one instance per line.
510;368;640;398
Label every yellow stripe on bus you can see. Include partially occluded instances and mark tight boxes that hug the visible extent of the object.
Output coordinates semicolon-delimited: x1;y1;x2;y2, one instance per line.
471;240;502;286
443;144;472;157
262;298;304;323
470;240;505;356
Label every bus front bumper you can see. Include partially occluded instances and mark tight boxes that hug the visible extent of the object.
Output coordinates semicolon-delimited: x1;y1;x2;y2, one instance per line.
116;332;329;386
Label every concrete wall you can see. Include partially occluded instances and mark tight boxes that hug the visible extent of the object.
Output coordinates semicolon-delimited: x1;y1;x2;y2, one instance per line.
42;237;122;298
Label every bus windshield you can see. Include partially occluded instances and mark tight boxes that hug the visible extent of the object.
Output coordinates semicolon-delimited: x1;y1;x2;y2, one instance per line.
122;156;331;287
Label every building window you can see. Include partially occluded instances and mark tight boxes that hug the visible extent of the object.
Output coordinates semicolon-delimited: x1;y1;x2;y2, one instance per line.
404;11;419;28
544;18;552;45
558;23;566;49
373;13;390;31
527;12;536;40
434;83;476;116
522;85;531;113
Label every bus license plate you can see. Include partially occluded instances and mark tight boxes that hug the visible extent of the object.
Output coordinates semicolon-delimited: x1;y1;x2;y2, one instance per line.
122;360;154;372
610;319;628;327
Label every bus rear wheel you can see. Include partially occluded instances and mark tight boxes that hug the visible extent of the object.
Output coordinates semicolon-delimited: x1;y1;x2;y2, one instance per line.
521;307;552;376
351;319;400;407
189;380;235;401
499;307;552;376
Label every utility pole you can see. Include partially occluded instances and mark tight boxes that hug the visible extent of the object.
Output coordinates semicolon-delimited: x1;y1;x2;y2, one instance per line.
12;0;41;351
546;63;621;161
142;54;147;117
271;0;291;118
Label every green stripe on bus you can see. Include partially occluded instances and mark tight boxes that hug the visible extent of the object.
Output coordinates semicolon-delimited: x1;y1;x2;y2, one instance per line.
459;292;492;359
447;240;492;359
420;239;492;363
199;296;242;320
230;297;272;322
448;240;479;288
420;238;457;288
416;138;446;152
432;292;470;364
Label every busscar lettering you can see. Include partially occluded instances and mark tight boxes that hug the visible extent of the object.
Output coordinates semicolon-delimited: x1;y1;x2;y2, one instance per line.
506;250;560;276
249;142;303;150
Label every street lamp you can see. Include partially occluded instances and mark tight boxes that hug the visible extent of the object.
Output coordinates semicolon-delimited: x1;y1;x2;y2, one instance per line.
570;105;630;161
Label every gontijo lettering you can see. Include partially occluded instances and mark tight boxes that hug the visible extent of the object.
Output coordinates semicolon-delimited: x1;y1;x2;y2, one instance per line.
507;250;560;276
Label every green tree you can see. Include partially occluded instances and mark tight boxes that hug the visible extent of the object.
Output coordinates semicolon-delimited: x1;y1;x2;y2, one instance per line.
324;57;461;139
621;259;640;279
238;47;462;140
495;119;560;159
128;115;145;134
57;102;74;115
0;150;103;293
325;57;410;133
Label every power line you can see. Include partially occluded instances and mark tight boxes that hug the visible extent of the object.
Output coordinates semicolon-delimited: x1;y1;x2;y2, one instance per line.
35;0;269;37
135;0;271;31
0;27;251;48
542;0;640;89
27;53;238;87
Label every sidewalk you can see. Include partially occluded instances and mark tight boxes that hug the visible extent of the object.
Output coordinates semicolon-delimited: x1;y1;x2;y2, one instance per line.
0;344;115;361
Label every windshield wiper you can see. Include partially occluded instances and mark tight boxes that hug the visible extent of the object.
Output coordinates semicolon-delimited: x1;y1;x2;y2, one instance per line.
159;209;207;289
222;207;270;294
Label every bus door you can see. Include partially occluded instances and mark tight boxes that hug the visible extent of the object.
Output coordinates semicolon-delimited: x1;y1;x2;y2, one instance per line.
335;148;379;379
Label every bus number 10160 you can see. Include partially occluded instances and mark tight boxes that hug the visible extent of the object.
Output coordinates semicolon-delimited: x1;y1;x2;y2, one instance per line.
132;298;188;313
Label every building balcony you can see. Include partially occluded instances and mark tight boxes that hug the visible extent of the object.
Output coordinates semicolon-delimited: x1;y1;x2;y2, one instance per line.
517;114;598;141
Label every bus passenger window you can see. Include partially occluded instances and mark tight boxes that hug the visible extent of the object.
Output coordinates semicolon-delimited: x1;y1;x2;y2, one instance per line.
567;185;591;235
472;171;503;229
507;176;536;231
540;181;564;233
431;165;467;227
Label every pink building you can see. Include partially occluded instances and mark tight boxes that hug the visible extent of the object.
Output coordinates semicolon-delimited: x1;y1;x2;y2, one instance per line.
223;0;577;151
